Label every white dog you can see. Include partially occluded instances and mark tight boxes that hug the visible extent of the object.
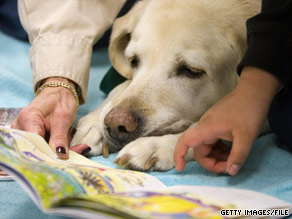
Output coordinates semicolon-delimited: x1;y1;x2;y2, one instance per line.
71;0;261;171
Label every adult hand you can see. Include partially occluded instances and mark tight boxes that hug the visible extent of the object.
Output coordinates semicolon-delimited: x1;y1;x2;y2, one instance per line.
12;77;89;159
174;67;281;175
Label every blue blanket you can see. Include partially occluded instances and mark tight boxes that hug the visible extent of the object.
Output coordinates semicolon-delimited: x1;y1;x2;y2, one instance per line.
0;31;292;219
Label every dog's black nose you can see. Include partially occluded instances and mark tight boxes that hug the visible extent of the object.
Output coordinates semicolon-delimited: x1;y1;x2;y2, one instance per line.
104;106;140;144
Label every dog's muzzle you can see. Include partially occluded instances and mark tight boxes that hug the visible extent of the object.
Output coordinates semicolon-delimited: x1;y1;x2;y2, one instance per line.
103;106;142;151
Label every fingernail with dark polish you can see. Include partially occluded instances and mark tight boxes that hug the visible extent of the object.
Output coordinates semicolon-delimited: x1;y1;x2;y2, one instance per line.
81;147;91;156
56;146;67;154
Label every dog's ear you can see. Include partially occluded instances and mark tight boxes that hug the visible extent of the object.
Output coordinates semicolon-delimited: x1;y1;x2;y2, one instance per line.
224;2;261;63
109;1;148;79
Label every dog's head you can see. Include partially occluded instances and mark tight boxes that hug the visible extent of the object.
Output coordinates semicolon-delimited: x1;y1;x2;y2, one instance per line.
101;0;261;152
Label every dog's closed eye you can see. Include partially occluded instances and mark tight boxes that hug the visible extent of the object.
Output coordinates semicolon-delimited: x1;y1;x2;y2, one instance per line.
177;64;205;79
129;55;139;68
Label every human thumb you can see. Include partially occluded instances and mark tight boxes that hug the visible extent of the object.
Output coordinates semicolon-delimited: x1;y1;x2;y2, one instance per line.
226;135;254;176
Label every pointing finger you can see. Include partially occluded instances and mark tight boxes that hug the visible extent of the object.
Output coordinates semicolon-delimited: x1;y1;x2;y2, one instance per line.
49;112;73;159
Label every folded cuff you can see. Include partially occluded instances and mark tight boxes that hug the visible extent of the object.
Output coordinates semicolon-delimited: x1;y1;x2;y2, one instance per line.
31;35;92;104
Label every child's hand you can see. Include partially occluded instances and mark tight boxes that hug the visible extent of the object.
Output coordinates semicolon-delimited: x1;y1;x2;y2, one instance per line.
174;67;281;175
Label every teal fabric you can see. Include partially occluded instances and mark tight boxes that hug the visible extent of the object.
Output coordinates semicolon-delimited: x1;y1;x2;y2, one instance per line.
1;31;292;219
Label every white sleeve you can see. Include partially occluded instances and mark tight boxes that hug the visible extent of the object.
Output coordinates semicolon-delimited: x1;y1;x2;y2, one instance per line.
18;0;126;104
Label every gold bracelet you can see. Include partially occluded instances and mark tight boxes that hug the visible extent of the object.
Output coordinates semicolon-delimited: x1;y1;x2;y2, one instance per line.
35;81;79;105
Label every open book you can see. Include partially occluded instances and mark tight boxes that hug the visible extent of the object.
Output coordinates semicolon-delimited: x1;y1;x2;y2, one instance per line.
0;127;291;219
0;108;21;180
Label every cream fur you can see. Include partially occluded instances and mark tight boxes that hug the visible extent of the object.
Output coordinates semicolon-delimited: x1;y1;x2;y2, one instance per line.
71;0;261;171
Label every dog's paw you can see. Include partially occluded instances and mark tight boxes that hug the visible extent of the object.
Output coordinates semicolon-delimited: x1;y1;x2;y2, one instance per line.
114;134;181;171
70;113;103;156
